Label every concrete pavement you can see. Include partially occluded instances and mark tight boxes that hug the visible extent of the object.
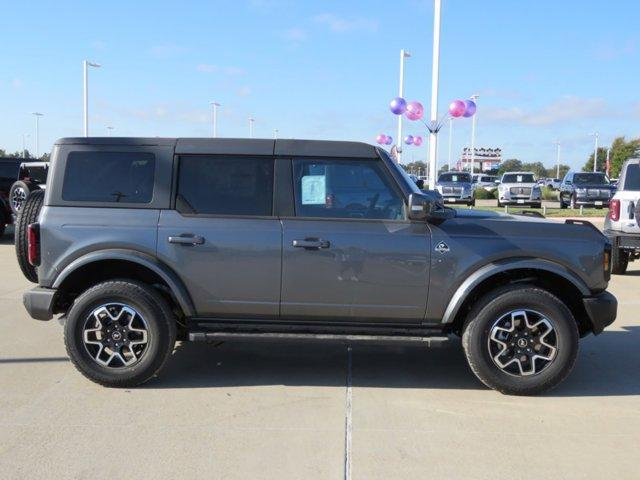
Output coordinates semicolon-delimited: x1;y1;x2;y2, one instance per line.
0;226;638;479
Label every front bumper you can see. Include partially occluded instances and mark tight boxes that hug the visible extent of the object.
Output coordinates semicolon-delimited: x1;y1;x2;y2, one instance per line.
583;290;617;335
575;196;610;207
442;196;473;204
23;287;56;321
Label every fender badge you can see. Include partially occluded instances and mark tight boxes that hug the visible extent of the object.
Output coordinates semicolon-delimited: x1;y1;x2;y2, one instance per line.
435;241;450;254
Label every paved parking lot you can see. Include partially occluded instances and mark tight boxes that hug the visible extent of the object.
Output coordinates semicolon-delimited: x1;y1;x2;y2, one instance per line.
1;225;639;480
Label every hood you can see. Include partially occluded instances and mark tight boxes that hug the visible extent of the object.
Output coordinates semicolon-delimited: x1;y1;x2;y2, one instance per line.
499;182;538;188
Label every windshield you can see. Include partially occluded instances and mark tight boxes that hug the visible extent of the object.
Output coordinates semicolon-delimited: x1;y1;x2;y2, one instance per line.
502;173;535;183
439;173;471;183
573;173;609;185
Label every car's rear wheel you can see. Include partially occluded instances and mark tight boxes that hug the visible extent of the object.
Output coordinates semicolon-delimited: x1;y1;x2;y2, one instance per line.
611;248;628;275
462;284;579;395
14;189;45;283
64;280;177;387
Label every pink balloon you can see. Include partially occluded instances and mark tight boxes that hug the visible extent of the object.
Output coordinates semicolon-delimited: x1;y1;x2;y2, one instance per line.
413;136;423;146
405;101;424;121
448;99;466;118
376;134;387;145
384;136;393;145
404;135;414;145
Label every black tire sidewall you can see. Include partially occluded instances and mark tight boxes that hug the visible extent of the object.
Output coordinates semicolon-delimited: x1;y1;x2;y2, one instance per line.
64;281;176;387
464;286;579;395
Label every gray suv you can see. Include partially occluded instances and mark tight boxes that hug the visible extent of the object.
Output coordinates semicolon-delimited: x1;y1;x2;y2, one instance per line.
20;137;616;395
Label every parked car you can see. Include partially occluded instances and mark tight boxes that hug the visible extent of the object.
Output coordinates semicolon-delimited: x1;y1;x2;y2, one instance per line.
497;172;542;208
603;159;640;274
559;172;615;209
9;161;49;215
0;157;22;235
20;137;616;395
472;174;498;191
435;172;475;206
545;178;561;190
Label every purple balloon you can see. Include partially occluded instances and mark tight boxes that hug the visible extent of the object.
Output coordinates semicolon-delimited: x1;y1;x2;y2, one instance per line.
404;135;414;145
413;136;423;146
376;134;387;145
384;136;393;145
448;100;466;118
405;101;424;121
463;99;477;117
389;97;407;115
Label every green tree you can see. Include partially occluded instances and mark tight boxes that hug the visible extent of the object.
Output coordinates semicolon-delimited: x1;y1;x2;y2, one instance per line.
438;164;450;175
498;158;523;174
521;161;547;179
582;147;608;173
546;164;570;179
609;136;640;178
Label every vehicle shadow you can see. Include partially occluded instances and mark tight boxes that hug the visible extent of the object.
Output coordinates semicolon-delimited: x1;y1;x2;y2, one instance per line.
148;326;640;397
0;226;15;245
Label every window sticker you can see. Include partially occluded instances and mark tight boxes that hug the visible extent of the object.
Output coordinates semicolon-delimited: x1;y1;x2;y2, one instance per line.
451;175;458;182
301;175;326;205
517;175;523;182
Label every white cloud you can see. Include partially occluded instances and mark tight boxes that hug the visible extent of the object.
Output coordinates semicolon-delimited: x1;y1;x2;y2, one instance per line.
196;64;244;75
314;13;378;33
484;95;609;126
281;27;308;42
237;86;252;97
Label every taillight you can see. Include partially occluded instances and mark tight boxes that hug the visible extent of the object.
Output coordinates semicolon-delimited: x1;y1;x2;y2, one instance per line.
609;199;620;221
27;223;40;267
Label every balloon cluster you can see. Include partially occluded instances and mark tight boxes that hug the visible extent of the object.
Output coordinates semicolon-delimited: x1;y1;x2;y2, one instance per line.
404;135;423;146
375;134;393;145
389;97;424;121
448;99;476;118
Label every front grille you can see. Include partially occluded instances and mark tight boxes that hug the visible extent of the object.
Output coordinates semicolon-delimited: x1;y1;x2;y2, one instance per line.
443;186;463;195
510;187;532;196
587;188;610;197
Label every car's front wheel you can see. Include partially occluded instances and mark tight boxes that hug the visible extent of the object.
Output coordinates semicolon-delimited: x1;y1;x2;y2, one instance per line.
462;284;579;395
64;280;177;387
611;248;628;275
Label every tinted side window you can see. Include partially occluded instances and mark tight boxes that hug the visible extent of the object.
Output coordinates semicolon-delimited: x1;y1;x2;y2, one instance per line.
623;164;640;190
293;159;404;220
62;152;155;203
177;155;274;216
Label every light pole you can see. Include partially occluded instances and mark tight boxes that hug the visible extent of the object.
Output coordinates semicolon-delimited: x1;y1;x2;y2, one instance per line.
22;134;30;158
555;140;561;179
469;94;479;174
32;112;44;158
427;0;442;189
447;117;453;171
248;117;254;138
210;102;220;138
106;126;114;136
274;129;279;139
589;132;599;172
396;49;411;163
83;60;101;137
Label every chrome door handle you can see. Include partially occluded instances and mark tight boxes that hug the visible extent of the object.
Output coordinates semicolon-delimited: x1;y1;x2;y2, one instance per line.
292;239;330;249
168;234;205;246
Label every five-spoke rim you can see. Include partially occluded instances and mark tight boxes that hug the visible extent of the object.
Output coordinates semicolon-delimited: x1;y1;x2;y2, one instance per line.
11;187;27;212
82;303;149;368
488;309;557;377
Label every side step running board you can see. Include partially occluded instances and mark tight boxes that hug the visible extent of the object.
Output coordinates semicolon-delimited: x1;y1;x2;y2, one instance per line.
188;331;449;347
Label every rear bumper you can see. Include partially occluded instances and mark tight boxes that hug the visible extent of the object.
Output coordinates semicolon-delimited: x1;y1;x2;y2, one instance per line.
583;291;617;335
23;287;56;321
604;230;640;251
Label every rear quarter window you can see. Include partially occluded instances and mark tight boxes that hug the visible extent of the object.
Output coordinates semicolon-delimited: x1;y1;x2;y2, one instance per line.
62;152;155;203
623;164;640;190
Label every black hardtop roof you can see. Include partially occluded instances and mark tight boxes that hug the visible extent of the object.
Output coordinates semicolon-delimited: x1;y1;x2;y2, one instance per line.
55;137;379;158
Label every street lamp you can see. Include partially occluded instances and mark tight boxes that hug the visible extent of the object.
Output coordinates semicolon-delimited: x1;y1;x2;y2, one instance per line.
83;60;101;137
469;94;479;174
32;112;44;158
274;129;279;139
427;0;442;189
22;134;30;158
447;117;454;171
210;102;221;138
554;140;561;179
589;132;599;172
106;126;114;136
248;117;255;138
396;49;411;163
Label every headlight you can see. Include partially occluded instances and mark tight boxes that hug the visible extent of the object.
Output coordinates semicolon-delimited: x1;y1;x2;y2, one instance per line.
576;188;587;194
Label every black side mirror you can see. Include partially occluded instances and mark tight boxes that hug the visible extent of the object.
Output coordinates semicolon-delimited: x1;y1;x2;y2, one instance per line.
408;193;432;220
416;179;425;190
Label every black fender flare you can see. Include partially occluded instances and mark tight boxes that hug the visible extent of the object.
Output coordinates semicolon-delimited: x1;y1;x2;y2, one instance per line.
441;258;591;324
52;249;196;317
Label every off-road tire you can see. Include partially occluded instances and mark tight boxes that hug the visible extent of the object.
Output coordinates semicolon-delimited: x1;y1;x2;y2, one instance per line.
64;280;177;388
9;180;38;215
611;247;628;275
462;284;579;395
14;189;45;283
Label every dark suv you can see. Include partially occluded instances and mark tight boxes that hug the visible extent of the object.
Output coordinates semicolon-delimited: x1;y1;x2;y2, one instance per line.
560;172;615;209
20;137;617;395
0;157;22;235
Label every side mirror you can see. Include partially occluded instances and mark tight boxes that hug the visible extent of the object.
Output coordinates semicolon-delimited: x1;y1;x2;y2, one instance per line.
566;180;572;185
408;193;432;220
416;179;425;190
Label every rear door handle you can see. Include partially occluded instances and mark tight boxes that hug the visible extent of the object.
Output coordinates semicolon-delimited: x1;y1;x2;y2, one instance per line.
292;239;330;249
168;234;205;246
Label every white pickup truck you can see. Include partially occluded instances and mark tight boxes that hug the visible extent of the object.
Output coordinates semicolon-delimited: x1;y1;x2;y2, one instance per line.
604;158;640;274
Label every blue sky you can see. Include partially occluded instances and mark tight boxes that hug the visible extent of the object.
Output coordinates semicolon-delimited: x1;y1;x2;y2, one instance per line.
1;0;638;170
